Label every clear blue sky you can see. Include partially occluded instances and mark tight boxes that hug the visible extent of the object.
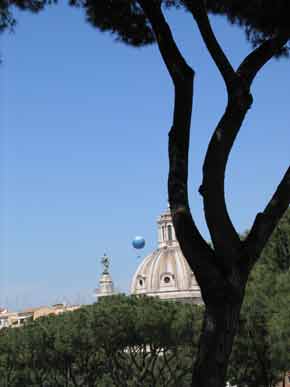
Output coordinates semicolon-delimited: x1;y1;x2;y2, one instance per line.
1;4;289;310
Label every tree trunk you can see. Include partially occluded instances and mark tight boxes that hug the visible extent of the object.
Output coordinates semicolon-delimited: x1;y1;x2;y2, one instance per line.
192;301;242;387
282;371;286;387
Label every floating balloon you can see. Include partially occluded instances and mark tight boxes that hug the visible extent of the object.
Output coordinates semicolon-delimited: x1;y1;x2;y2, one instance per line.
132;236;145;249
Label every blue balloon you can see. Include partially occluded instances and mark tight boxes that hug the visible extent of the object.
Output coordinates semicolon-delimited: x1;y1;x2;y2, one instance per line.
132;236;145;249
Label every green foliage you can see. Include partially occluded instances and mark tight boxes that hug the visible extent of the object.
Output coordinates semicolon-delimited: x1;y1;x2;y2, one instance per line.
268;270;290;376
0;295;203;387
228;209;290;387
261;209;290;273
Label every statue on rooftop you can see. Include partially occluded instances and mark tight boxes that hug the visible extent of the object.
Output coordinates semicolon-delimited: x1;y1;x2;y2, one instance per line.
101;253;110;275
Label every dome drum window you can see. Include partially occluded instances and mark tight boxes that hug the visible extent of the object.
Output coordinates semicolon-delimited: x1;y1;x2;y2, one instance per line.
160;273;175;287
136;275;146;288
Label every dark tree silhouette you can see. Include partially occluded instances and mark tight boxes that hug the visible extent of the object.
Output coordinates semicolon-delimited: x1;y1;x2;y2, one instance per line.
70;1;290;386
0;0;52;33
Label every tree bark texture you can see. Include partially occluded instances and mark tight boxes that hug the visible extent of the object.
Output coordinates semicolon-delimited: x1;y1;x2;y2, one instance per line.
192;301;243;387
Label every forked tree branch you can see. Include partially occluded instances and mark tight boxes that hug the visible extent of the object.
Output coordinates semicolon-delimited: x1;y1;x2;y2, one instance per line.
184;0;237;93
139;0;288;291
245;166;290;267
185;0;246;262
187;2;289;266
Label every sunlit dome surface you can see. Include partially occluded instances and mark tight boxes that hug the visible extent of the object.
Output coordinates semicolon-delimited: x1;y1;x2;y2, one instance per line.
131;208;202;303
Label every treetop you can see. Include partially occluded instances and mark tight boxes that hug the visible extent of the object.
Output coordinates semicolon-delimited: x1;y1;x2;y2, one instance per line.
67;0;290;56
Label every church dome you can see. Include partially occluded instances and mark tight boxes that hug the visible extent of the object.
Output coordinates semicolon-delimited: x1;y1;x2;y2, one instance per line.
131;208;202;303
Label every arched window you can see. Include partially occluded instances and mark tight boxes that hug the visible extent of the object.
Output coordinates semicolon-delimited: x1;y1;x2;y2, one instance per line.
168;225;173;241
137;275;146;288
162;226;165;241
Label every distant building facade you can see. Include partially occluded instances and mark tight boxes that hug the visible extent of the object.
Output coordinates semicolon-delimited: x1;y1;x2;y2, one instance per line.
0;304;80;329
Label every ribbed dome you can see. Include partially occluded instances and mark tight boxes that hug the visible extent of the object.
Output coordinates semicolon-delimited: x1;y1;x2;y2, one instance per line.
131;208;202;303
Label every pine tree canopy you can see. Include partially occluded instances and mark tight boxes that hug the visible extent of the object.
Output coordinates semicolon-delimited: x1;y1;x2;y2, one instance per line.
205;0;290;48
69;0;155;46
68;0;290;54
3;0;289;54
0;0;54;32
